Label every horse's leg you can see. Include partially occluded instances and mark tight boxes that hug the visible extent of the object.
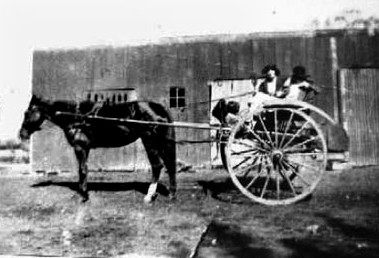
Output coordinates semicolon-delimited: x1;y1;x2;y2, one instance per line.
141;137;164;204
74;144;90;202
158;131;177;201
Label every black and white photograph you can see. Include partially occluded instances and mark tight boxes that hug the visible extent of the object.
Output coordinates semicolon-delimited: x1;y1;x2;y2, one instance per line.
0;0;379;257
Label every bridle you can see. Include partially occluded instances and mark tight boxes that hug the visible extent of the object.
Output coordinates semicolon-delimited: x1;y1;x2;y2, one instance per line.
22;105;47;134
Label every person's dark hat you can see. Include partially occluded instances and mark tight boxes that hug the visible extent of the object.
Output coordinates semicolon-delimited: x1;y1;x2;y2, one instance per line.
292;66;310;81
261;64;281;76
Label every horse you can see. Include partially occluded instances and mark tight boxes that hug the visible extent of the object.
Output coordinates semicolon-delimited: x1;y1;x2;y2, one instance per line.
19;95;177;203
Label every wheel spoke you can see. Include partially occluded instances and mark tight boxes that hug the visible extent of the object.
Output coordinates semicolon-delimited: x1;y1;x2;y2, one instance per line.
279;111;295;148
232;138;256;148
257;113;275;148
278;163;298;197
244;155;270;189
232;155;253;170
282;121;311;149
276;167;281;199
274;109;279;148
282;159;312;186
282;136;320;153
269;158;298;198
245;127;271;150
231;139;268;154
231;148;259;156
286;158;322;172
234;154;263;177
260;166;272;198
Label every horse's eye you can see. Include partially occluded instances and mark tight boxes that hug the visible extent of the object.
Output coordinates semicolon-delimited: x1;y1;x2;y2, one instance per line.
31;112;41;121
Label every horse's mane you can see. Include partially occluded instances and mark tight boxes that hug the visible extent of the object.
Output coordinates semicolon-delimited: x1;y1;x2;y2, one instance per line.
31;95;172;120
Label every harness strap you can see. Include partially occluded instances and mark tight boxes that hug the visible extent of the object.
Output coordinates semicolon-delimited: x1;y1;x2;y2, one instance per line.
85;102;104;116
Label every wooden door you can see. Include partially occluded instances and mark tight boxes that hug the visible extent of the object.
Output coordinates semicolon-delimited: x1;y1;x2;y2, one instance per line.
340;68;379;166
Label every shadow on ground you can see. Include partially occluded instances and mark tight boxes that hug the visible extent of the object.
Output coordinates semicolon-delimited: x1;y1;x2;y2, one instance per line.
196;178;312;205
281;202;379;258
197;220;274;258
32;180;170;196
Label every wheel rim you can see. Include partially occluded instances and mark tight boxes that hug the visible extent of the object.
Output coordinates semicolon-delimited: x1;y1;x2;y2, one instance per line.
225;107;327;205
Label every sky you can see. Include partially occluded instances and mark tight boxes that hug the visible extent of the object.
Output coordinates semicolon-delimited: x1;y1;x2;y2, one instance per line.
0;0;379;140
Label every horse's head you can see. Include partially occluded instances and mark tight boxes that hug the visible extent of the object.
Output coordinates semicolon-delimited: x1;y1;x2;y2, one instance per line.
19;95;47;141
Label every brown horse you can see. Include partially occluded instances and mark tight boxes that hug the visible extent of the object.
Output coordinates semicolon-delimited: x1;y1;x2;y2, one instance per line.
19;95;177;203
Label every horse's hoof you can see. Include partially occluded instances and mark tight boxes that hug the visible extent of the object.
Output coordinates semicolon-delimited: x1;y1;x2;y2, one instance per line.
144;193;158;204
70;194;79;200
169;193;177;202
81;194;89;203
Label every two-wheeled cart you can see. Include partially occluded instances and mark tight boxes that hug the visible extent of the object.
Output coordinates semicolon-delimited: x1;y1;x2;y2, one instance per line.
57;96;348;206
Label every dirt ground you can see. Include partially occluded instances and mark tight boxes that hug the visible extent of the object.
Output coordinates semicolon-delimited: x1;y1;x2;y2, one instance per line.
0;165;378;258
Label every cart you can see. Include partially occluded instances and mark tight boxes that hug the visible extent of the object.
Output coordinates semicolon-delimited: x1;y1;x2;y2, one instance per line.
56;91;348;206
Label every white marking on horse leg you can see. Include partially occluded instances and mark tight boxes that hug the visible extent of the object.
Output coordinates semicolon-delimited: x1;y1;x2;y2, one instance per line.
144;182;158;204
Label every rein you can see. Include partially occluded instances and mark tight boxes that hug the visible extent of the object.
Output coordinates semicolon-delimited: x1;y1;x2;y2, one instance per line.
54;111;230;145
35;95;240;145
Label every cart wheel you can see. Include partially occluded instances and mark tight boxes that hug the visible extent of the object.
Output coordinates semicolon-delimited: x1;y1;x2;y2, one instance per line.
225;107;327;205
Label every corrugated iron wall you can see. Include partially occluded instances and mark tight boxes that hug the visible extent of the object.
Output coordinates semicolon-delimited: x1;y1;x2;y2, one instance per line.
340;68;379;166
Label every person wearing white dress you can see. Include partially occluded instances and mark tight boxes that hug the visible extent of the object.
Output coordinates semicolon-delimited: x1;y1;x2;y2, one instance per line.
282;66;314;101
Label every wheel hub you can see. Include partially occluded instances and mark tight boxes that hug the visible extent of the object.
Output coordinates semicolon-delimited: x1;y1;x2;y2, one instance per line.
271;149;284;165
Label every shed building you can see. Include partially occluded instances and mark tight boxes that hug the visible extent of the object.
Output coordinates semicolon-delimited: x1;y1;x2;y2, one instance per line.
31;28;379;172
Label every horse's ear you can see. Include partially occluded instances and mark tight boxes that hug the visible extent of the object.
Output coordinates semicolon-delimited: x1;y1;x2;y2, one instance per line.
31;94;38;101
31;94;42;104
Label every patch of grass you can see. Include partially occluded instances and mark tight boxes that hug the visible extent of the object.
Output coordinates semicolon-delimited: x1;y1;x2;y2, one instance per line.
70;220;136;257
167;240;191;258
11;204;57;220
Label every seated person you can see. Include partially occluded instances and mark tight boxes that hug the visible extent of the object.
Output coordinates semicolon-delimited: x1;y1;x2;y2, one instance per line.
282;65;316;101
255;64;285;97
247;64;286;115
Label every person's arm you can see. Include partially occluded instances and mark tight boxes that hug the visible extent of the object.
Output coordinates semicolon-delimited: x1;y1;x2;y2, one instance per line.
254;78;265;93
276;77;290;98
299;81;311;89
